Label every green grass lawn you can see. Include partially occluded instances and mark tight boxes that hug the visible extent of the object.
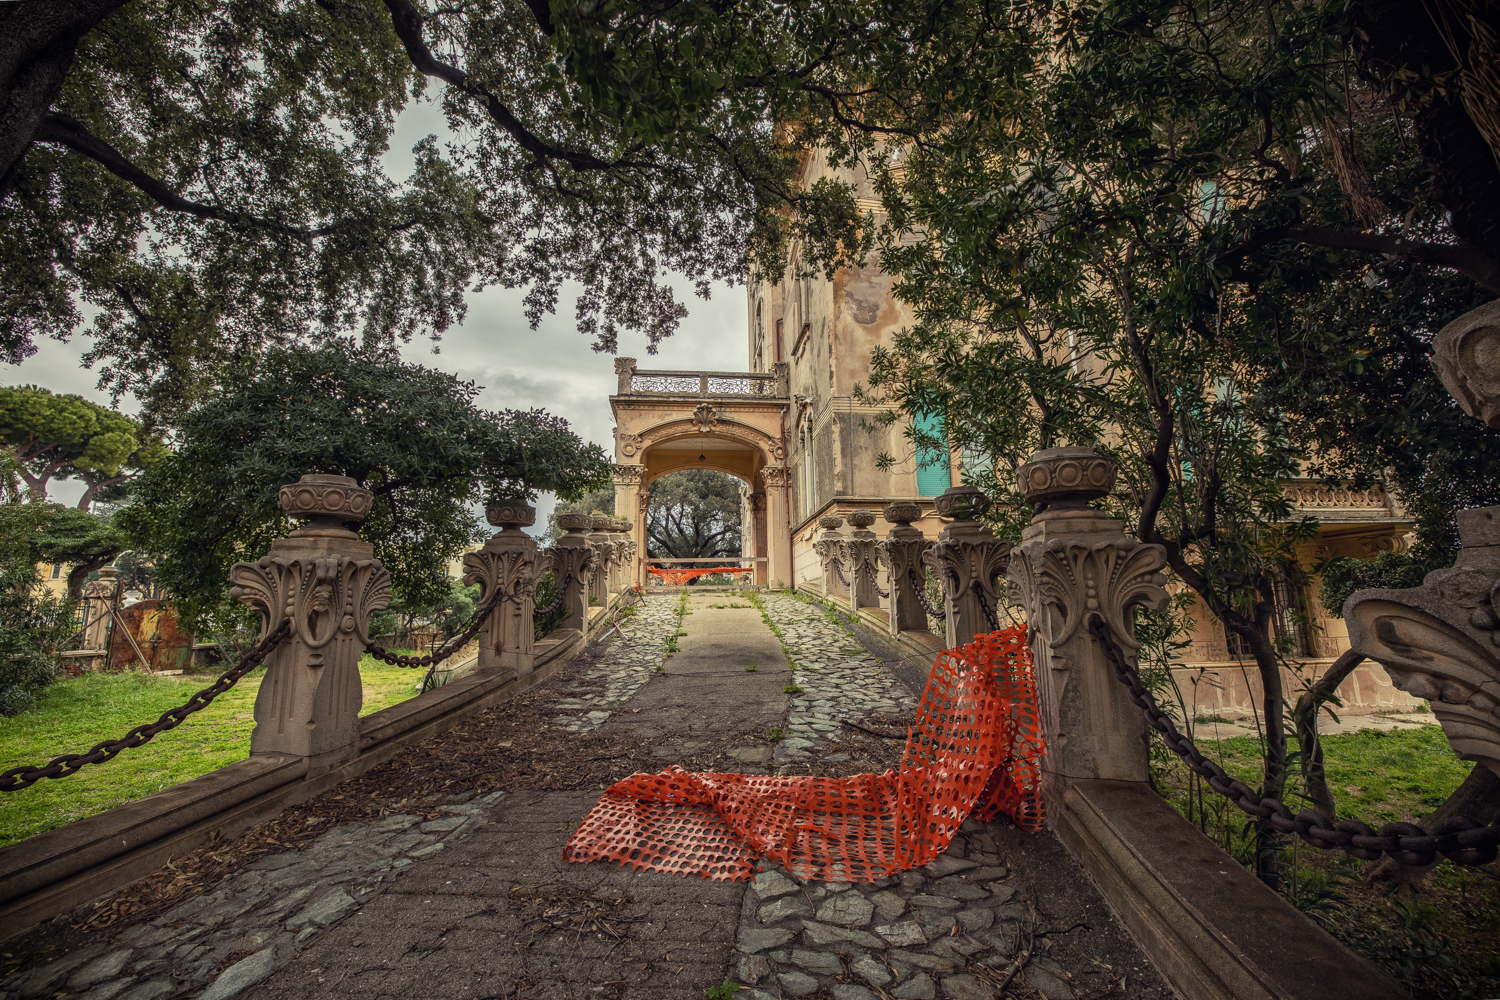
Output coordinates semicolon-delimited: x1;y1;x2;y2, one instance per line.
0;656;426;848
1175;725;1473;827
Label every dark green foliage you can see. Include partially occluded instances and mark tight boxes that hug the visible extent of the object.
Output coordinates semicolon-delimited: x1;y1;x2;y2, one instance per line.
0;386;166;509
532;571;566;641
646;471;741;559
1318;551;1431;619
0;503;76;714
118;343;608;623
25;503;129;604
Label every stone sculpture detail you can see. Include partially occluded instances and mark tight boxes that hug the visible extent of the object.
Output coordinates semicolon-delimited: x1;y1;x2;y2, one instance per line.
463;500;541;676
840;510;880;610
813;516;846;601
876;502;932;634
1006;449;1168;786
231;474;390;772
923;484;1011;647
1432;299;1500;429
1346;507;1500;777
548;512;598;633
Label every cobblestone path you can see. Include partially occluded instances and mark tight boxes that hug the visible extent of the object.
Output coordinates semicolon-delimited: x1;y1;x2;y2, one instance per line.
0;591;1174;1000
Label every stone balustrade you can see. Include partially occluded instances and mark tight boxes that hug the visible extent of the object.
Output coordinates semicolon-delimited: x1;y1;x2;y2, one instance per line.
232;479;607;775
812;515;847;602
613;357;790;398
840;510;880;611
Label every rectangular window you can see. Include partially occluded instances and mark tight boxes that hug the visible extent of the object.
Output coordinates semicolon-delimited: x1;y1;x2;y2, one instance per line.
914;412;951;497
50;563;63;580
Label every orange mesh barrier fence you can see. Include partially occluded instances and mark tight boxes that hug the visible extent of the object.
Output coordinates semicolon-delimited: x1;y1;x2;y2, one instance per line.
648;566;753;586
562;628;1044;882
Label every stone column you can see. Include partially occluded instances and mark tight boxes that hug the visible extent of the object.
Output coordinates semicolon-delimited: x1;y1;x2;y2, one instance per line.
842;510;880;610
611;464;646;586
759;466;792;589
877;502;932;634
547;512;598;632
749;492;768;586
813;515;846;601
638;492;654;587
231;474;391;774
923;484;1011;647
1006;447;1169;788
587;515;613;607
462;499;540;677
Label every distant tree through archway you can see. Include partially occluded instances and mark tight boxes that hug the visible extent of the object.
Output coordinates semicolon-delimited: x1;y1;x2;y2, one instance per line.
646;470;742;560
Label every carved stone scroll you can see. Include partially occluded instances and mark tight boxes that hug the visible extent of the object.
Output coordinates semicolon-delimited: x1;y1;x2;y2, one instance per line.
877;502;931;634
1006;448;1168;787
813;515;846;601
923;485;1011;647
548;512;598;632
231;474;390;773
463;500;540;676
841;510;880;610
1347;506;1500;777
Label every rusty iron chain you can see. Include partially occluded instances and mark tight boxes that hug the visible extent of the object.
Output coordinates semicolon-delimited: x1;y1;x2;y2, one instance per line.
364;573;574;669
862;560;890;599
831;558;851;587
0;618;293;792
909;568;947;620
974;582;1002;632
533;574;571;617
1087;614;1500;866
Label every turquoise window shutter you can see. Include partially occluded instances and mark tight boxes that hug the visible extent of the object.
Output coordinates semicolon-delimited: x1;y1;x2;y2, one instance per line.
914;411;951;497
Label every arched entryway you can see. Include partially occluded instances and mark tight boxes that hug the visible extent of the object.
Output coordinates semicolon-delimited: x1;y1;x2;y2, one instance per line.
610;360;791;587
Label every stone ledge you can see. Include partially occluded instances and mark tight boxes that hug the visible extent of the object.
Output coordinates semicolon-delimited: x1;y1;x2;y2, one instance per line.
1054;778;1407;1000
0;607;611;939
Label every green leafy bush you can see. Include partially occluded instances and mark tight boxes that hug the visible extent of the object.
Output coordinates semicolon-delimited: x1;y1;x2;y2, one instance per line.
1318;552;1430;619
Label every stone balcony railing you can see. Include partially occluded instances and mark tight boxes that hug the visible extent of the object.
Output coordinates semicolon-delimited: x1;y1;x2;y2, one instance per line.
613;358;789;398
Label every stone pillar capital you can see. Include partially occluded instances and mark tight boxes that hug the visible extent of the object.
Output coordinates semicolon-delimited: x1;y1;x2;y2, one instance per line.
612;464;646;486
614;356;637;394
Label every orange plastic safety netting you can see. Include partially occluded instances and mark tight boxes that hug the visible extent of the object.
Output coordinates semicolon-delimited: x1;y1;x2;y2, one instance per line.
647;566;753;585
562;628;1044;882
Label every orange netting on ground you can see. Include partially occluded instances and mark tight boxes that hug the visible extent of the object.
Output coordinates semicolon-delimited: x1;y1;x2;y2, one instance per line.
562;628;1044;882
647;566;753;585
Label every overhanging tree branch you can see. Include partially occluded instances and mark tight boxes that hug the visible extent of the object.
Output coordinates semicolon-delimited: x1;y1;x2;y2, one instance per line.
1224;222;1500;293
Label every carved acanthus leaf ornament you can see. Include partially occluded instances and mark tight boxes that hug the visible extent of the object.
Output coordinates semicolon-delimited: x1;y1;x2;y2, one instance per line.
1007;539;1169;653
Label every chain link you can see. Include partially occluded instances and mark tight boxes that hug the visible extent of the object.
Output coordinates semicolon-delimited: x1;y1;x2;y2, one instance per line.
0;619;293;792
364;573;575;668
533;573;571;617
909;568;947;620
1086;614;1500;866
974;582;1001;632
831;558;851;587
862;561;890;599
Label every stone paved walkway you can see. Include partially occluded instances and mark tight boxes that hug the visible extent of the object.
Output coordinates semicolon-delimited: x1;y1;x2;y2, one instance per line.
0;591;1176;1000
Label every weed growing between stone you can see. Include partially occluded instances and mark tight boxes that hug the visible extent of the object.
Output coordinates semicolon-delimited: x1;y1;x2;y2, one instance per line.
658;590;690;668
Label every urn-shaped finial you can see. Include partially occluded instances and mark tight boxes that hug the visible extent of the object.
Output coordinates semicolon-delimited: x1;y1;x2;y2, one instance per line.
556;511;593;534
1016;446;1117;508
590;515;612;532
818;515;845;530
279;474;375;529
486;499;537;531
883;502;922;526
846;510;877;529
933;483;990;521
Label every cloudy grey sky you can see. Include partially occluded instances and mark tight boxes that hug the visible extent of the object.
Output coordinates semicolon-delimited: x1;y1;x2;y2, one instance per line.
2;96;751;531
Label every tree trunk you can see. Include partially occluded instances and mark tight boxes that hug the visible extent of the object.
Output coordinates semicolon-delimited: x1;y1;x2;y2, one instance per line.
1292;649;1365;819
0;0;133;197
1366;765;1500;894
1233;610;1288;890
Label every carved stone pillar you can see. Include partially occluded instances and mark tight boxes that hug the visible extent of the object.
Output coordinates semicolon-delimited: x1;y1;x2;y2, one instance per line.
587;515;613;606
813;515;846;601
877;502;932;634
1006;447;1169;788
612;465;646;586
231;474;391;774
462;500;540;677
772;361;791;398
547;512;598;632
614;357;637;395
841;510;880;610
749;492;769;586
1347;507;1500;778
923;485;1011;646
759;466;792;589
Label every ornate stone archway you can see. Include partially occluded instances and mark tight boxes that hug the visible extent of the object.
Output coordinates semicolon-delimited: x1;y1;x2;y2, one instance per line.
611;359;791;587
